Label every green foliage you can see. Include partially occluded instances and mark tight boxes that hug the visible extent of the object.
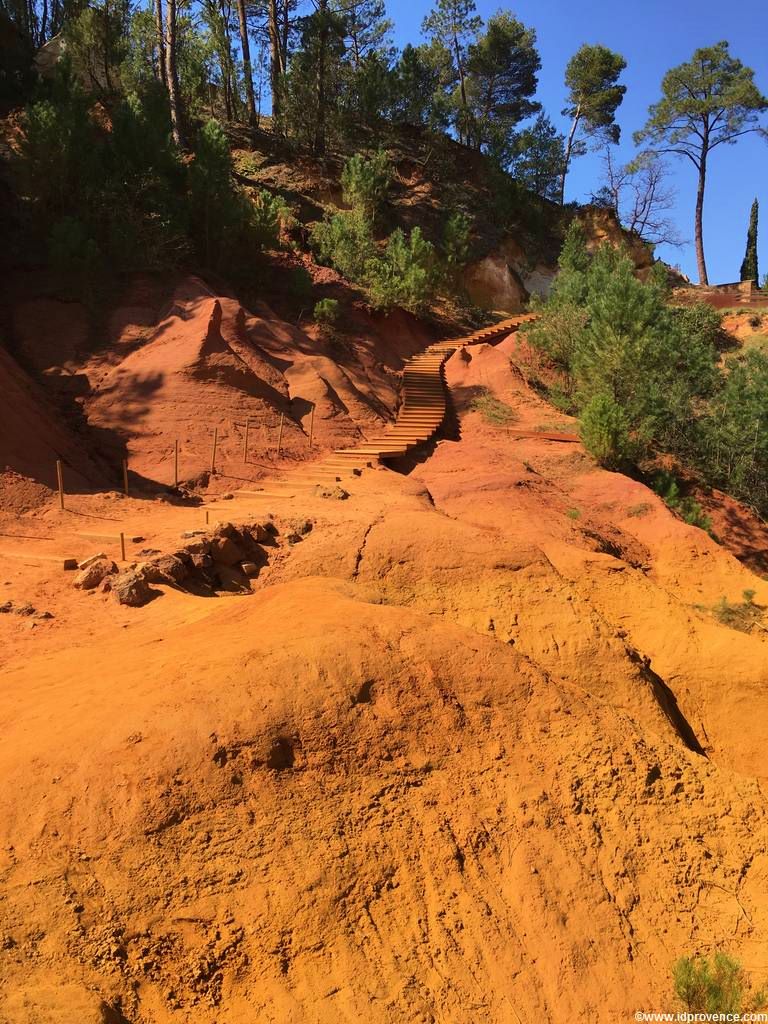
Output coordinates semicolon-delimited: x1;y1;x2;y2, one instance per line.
390;42;452;129
564;44;627;144
531;236;720;463
189;120;282;273
47;216;103;302
442;211;471;285
650;470;712;531
366;227;438;313
310;209;376;282
507;113;565;200
463;11;540;159
470;388;517;425
64;0;131;97
634;42;767;282
580;392;634;469
340;149;392;220
566;507;581;520
560;43;626;201
696;350;768;514
314;297;340;325
740;198;759;287
635;43;767;162
674;952;767;1013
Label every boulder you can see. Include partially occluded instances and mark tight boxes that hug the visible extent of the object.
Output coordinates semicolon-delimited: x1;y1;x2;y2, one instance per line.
142;554;189;586
210;535;246;566
74;558;118;591
112;570;156;607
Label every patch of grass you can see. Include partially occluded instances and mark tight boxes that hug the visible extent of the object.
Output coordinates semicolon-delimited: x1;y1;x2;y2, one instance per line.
711;590;765;633
534;420;572;433
470;389;518;426
566;507;581;520
627;502;652;518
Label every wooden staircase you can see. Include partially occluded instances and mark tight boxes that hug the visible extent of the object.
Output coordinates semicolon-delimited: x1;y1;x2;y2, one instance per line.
241;315;534;495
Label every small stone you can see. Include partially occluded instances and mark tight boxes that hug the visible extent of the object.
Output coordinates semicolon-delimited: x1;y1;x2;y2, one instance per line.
181;530;206;539
0;601;12;613
221;492;234;500
35;611;54;620
14;603;35;616
241;562;260;577
314;485;349;500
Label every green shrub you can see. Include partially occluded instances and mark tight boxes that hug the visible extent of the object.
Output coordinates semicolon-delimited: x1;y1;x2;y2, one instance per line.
673;952;767;1013
566;507;581;520
340;149;392;221
651;470;712;532
580;393;635;469
366;227;438;313
47;216;102;301
310;210;376;283
314;298;340;325
442;211;471;286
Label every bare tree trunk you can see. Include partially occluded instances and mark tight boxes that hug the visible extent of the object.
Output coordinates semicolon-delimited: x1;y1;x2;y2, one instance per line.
694;150;709;285
165;0;184;147
313;0;328;156
155;0;167;86
559;107;580;206
268;0;283;129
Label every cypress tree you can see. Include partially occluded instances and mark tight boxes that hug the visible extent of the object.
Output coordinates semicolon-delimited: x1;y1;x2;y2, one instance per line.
740;198;759;287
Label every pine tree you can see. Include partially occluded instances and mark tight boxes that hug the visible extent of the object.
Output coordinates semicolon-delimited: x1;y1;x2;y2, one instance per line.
740;198;759;287
635;43;767;286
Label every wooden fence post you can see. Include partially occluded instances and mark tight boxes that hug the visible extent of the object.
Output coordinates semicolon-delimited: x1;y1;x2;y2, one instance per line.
122;458;129;497
277;414;284;458
174;440;179;489
309;403;315;449
119;532;126;562
211;427;218;474
56;460;65;510
243;418;250;463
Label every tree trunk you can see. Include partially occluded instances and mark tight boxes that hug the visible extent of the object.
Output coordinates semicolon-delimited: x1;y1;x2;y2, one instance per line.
154;0;167;85
281;0;289;64
694;149;709;286
236;0;256;123
453;32;467;145
165;0;184;147
559;107;580;206
268;0;283;129
313;0;328;157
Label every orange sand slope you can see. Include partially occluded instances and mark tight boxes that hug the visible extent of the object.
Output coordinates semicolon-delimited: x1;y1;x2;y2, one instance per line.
0;324;767;1024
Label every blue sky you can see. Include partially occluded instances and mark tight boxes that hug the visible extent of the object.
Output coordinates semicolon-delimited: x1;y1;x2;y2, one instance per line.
386;0;768;283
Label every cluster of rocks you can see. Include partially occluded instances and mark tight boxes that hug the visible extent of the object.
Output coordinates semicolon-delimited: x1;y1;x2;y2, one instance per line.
73;520;283;607
0;600;53;620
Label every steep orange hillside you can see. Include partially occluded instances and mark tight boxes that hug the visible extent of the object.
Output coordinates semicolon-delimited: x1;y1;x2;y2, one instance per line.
0;321;766;1023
